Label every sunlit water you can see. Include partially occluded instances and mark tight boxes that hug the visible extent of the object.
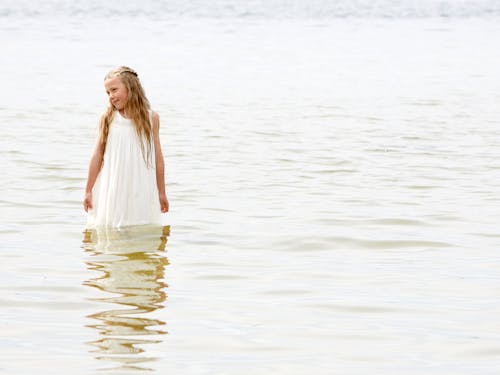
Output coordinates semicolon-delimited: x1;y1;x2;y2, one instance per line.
1;1;500;374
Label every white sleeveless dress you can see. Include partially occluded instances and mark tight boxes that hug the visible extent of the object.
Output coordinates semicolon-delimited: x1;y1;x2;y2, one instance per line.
87;110;162;228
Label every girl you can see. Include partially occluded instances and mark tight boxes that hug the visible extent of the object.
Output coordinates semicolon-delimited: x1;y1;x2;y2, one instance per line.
83;66;169;228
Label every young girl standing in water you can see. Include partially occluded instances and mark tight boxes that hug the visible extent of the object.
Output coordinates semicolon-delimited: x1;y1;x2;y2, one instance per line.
83;66;169;228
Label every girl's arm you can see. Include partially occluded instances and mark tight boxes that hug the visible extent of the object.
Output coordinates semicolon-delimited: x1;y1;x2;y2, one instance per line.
83;125;105;212
152;111;169;213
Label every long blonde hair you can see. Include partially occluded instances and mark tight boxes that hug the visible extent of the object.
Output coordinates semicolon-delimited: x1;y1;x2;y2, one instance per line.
99;66;153;166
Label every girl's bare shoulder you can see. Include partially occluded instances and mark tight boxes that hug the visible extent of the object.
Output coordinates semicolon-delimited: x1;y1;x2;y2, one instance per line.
151;110;161;128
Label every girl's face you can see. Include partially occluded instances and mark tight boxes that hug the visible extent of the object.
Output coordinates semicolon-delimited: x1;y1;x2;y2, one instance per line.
104;77;128;111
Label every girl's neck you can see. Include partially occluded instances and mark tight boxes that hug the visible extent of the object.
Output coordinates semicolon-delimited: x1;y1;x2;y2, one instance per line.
119;108;129;119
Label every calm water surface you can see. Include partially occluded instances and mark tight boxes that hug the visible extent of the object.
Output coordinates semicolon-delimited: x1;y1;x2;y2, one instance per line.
1;1;500;374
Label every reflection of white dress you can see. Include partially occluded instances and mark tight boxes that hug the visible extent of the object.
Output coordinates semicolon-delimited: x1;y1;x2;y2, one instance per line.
87;110;161;228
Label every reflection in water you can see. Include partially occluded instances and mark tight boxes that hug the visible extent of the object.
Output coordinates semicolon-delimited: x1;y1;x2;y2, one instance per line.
82;225;170;372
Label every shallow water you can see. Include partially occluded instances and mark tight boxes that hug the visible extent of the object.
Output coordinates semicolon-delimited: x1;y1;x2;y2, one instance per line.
2;1;500;374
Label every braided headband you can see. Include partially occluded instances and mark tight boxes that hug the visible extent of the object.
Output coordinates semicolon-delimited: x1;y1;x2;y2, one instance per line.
105;66;139;81
120;68;138;77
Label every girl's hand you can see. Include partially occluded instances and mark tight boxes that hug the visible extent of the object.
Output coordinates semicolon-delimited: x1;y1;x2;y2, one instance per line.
83;192;93;212
159;194;169;213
